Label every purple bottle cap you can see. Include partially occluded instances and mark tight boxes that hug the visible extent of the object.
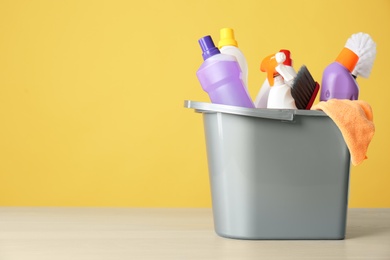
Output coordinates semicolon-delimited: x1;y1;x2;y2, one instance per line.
199;35;220;60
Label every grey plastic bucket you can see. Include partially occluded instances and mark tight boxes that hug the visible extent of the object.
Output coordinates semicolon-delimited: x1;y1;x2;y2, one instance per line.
185;100;350;240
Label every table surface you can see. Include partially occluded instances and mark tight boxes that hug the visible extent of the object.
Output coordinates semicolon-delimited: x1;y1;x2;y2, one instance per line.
0;208;389;260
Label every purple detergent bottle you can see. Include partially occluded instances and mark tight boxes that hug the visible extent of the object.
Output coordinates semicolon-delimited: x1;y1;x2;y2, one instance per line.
196;35;254;108
320;47;359;101
321;33;377;101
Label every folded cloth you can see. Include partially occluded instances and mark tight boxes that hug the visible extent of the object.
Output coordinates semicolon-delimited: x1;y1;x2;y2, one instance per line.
311;99;375;166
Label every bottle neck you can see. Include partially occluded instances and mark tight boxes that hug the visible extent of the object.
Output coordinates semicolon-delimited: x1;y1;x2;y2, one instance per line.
273;75;284;86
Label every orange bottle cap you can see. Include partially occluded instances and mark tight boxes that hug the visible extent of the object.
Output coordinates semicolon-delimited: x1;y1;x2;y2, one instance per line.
335;47;359;73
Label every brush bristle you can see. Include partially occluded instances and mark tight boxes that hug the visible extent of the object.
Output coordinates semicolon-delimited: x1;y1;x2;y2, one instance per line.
291;66;318;109
345;32;377;78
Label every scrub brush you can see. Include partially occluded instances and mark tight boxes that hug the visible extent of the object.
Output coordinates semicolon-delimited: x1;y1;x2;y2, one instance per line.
290;66;320;110
345;32;377;79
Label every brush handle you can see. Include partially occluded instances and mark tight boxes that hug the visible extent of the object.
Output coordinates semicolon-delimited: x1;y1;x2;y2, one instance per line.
305;82;320;109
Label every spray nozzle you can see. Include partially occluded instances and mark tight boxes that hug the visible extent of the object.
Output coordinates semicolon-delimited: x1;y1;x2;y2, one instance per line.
275;52;295;86
261;51;296;87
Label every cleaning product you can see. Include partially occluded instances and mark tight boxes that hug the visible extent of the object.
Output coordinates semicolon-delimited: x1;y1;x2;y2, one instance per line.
196;35;254;108
254;79;272;108
218;28;249;89
320;32;376;101
262;52;297;109
255;50;296;108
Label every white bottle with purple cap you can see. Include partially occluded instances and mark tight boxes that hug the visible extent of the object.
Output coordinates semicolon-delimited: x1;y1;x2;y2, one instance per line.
196;35;254;108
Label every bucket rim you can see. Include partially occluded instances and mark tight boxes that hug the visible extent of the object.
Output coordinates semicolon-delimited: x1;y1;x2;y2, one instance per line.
184;100;327;121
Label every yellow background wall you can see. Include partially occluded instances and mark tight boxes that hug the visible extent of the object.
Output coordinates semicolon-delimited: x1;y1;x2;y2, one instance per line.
0;0;389;207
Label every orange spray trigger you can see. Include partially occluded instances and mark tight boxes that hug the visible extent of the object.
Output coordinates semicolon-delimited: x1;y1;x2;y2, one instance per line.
260;54;278;86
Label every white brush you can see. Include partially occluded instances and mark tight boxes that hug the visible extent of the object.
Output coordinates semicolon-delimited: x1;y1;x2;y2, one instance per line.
345;32;377;78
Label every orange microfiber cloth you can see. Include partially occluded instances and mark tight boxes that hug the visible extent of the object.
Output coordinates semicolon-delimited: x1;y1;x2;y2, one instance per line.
311;99;375;166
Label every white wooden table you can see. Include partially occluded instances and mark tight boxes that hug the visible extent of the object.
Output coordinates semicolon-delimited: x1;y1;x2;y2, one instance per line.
0;208;389;259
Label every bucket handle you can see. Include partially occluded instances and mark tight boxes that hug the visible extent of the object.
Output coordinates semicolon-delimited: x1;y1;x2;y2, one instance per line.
184;100;295;121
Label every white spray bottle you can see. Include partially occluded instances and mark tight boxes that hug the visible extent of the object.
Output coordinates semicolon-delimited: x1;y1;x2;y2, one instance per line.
255;50;296;108
218;28;249;90
264;52;297;109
